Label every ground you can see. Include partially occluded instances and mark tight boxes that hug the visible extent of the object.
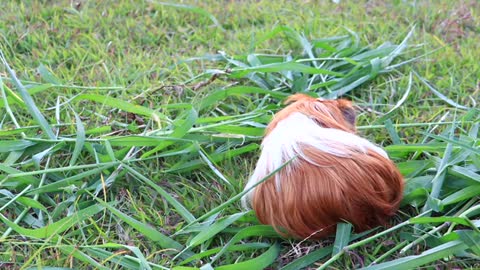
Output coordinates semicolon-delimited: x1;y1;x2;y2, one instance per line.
0;1;479;269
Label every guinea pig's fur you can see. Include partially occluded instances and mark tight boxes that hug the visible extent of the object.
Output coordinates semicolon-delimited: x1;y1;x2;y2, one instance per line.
242;94;404;239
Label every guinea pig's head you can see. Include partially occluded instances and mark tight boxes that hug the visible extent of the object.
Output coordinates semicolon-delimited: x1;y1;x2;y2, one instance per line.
265;94;356;135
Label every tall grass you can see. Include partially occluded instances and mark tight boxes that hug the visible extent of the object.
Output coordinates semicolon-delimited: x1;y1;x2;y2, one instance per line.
0;1;479;269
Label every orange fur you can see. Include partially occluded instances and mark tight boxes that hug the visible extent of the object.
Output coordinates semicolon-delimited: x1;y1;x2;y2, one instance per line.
266;94;356;134
249;94;404;239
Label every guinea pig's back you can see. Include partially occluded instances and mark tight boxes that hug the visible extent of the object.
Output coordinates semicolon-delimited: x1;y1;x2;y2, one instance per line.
251;145;404;239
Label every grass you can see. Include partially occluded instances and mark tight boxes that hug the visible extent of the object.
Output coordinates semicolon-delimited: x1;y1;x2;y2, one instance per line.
0;0;479;269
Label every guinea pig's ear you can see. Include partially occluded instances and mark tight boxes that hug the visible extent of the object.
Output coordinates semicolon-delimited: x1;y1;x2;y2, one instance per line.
336;99;356;126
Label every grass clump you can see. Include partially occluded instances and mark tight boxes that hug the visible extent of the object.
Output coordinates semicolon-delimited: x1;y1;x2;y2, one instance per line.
0;0;479;269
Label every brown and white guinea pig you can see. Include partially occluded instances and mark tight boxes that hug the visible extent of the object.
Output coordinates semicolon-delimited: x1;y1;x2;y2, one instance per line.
242;93;404;239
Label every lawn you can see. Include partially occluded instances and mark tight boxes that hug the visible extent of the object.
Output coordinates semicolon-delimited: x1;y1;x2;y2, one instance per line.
0;0;479;269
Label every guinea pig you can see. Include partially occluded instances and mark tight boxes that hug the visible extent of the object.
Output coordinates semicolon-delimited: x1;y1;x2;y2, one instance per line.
242;93;404;239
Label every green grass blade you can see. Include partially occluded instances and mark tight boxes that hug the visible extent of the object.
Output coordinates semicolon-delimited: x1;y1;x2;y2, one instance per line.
448;165;480;184
332;223;353;256
154;1;223;30
74;93;166;121
422;125;455;214
16;196;47;212
360;240;468;270
385;143;447;155
384;119;402;145
255;25;297;46
197;86;288;111
281;246;333;270
85;246;169;270
27;83;55;95
206;125;264;137
0;76;22;129
198;149;233;187
209;225;280;264
179;243;271;266
0;127;31;136
0;50;56;139
0;204;105;239
69;110;86;166
456;230;480;256
142;108;197;158
0;184;31;212
27;165;113;194
0;163;40;186
351;44;396;61
414;71;469;110
375;72;413;123
95;198;189;256
229;62;345;78
107;135;193;147
396;160;432;176
166;144;259;173
37;64;61;84
381;25;415;67
4;150;23;165
124;165;196;223
328;73;371;98
421;132;480;155
214;244;280;270
187;212;247;248
0;79;24;107
85;248;145;269
58;245;109;270
4;161;128;178
0;140;36;152
121;245;153;270
32;143;64;169
409;217;475;227
441;185;480;206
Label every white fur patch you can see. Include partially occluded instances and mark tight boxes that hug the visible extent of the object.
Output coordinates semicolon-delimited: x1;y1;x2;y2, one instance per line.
241;112;388;208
